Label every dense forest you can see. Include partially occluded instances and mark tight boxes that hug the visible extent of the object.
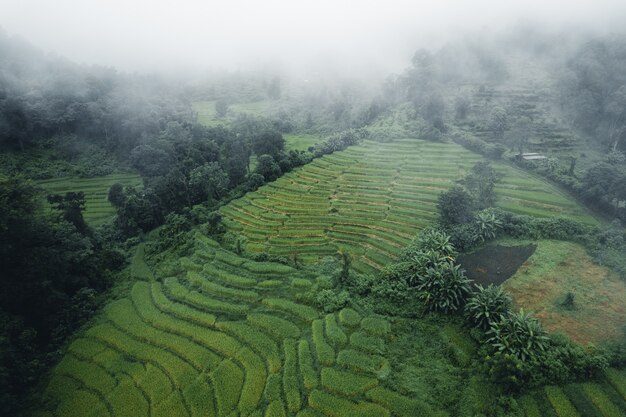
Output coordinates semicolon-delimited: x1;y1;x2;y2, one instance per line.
1;23;626;417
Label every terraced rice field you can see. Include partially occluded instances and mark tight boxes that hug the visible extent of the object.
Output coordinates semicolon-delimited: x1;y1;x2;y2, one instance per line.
220;139;596;274
519;371;626;417
39;233;434;417
36;174;142;226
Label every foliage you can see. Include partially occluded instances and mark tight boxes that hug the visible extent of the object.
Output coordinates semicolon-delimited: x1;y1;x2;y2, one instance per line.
460;161;502;209
412;260;473;313
315;289;350;313
486;310;549;362
465;284;512;330
437;185;475;226
254;154;282;182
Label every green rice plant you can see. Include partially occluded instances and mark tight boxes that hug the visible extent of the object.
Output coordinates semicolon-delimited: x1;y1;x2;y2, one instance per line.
247;313;301;340
338;308;361;327
149;282;217;327
109;376;150;417
54;389;111;417
138;364;174;406
153;391;189;417
264;373;282;402
320;367;378;397
44;374;81;404
236;347;267;415
307;389;390;417
202;263;257;288
605;369;626;400
324;314;347;348
298;340;319;390
67;338;108;358
187;271;259;302
545;386;580;417
262;298;318;322
215;250;247;267
182;378;217;417
180;256;203;272
581;383;623;417
311;319;335;366
184;289;250;315
87;323;197;388
131;244;153;280
55;355;117;394
283;339;302;413
106;299;218;371
257;280;283;288
561;385;603;417
211;359;244;416
265;400;287;417
295;409;324;417
517;395;543;417
336;350;390;379
216;321;281;373
349;331;384;354
291;278;313;288
360;317;390;336
164;277;189;299
365;386;434;417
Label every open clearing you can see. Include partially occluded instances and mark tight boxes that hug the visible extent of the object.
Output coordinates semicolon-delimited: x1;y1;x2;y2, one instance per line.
220;138;597;274
36;173;142;226
503;239;626;345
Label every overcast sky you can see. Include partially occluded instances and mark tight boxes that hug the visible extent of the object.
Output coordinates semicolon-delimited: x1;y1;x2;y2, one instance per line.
1;0;626;76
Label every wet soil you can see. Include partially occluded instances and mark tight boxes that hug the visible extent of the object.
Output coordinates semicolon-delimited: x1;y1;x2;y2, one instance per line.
457;244;537;286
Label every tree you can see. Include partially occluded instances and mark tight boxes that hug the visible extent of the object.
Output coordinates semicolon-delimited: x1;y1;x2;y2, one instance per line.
437;186;475;226
454;95;471;120
107;183;125;208
489;106;509;140
413;260;473;313
47;192;89;235
255;154;282;182
188;162;229;204
461;161;501;209
251;129;285;159
130;144;171;177
215;99;229;118
222;135;250;186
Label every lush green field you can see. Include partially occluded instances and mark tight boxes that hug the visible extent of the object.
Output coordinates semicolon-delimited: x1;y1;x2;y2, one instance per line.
193;100;274;127
519;372;626;417
501;239;626;345
36;174;142;226
220;138;597;274
37;233;453;417
284;134;321;152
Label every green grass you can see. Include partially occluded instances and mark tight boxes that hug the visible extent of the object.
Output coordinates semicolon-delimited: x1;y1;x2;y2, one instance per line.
284;134;321;151
36;173;141;226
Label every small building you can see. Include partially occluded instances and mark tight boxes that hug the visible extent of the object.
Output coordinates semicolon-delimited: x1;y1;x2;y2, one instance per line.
519;153;547;161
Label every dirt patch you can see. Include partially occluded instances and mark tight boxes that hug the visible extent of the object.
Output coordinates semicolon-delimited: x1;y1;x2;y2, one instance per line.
457;244;537;286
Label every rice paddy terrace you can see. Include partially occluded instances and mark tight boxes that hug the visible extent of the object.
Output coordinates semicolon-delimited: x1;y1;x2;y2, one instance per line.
220;138;596;274
38;233;437;417
36;174;142;226
519;376;626;417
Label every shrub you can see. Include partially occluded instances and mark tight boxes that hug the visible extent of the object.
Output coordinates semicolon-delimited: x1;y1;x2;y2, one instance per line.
413;261;473;313
465;284;512;331
325;314;348;348
486;310;549;362
298;340;319;390
315;289;350;313
338;308;362;327
320;367;378;397
312;319;335;366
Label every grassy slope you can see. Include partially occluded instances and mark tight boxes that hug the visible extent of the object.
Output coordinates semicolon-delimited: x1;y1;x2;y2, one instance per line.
36;173;142;226
500;239;626;345
220;138;597;274
35;233;490;417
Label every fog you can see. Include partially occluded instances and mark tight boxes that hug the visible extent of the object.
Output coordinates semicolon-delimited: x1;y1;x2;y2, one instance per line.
1;0;626;77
